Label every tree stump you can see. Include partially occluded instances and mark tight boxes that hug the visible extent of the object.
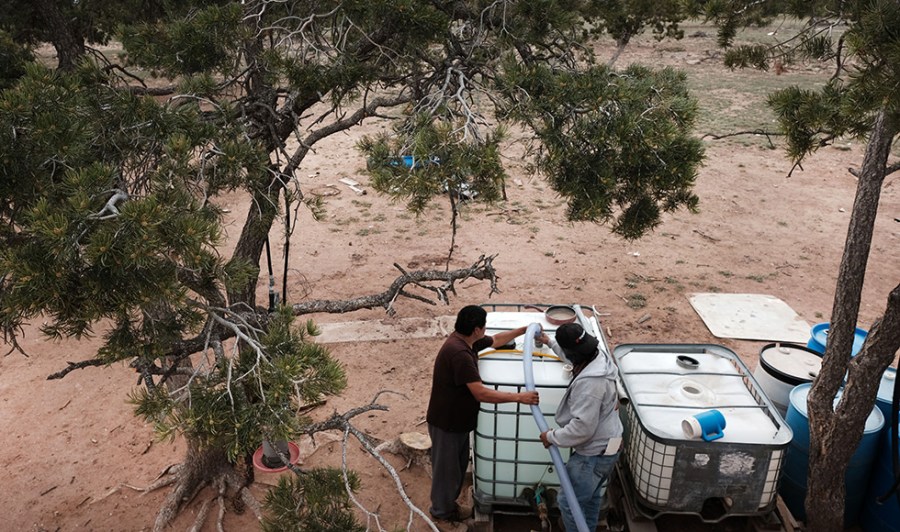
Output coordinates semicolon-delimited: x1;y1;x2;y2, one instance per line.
375;431;432;474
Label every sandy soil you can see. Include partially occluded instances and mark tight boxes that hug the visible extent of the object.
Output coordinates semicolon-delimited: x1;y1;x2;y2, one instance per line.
2;27;898;532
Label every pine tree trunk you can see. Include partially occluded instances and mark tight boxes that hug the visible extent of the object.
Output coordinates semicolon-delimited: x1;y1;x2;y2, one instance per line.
34;0;85;72
226;177;283;306
153;357;247;531
225;32;286;307
805;110;898;531
153;442;234;532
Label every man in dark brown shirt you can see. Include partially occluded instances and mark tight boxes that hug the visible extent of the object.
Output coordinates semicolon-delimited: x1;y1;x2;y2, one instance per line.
426;305;540;523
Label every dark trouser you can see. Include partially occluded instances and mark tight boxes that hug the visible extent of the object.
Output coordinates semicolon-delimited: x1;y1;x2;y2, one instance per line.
428;423;470;518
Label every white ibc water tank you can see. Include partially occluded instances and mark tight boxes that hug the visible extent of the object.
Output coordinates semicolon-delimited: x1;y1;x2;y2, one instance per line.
474;352;570;501
614;344;793;518
472;307;604;511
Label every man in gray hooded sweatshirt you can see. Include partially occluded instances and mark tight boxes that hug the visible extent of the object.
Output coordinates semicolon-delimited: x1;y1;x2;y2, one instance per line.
539;322;623;531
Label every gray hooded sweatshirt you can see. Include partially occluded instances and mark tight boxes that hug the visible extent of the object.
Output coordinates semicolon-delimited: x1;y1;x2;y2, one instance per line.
546;341;624;456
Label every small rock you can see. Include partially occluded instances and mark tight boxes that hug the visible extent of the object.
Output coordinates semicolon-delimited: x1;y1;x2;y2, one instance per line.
839;208;846;212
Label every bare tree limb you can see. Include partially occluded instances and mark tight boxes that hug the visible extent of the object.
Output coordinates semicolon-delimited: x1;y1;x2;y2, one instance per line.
291;254;500;316
885;159;900;177
702;129;784;148
344;422;439;531
284;94;413;177
45;256;500;380
299;403;390;441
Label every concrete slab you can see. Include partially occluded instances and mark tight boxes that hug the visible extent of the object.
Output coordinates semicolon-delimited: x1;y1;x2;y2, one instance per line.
316;315;456;343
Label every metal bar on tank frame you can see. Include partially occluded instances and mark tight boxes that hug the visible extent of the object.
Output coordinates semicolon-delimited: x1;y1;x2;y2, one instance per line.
578;304;630;403
513;384;523;496
480;302;604;316
630;402;770;410
489;394;499;496
621;371;744;377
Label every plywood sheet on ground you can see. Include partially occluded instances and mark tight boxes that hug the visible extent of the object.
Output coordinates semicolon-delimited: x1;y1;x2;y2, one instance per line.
688;293;810;343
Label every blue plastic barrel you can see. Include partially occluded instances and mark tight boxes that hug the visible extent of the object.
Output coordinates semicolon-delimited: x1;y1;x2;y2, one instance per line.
779;383;884;527
806;322;868;357
861;421;900;532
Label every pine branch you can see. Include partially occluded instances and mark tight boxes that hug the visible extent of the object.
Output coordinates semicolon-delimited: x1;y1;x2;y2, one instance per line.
284;94;413;177
47;358;107;379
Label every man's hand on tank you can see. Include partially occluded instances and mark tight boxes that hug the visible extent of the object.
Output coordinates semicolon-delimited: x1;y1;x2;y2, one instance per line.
518;391;539;405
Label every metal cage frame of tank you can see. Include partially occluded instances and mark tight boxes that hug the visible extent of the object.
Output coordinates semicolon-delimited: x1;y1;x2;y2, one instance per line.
471;302;605;514
472;381;571;513
614;344;792;523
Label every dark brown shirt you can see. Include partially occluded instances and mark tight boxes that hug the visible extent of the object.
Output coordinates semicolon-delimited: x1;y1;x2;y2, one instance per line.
426;333;493;432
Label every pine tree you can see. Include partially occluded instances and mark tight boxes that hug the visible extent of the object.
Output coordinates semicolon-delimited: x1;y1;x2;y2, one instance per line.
700;1;900;529
1;1;705;528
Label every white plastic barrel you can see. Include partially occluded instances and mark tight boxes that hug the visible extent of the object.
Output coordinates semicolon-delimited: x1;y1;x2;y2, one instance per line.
752;343;822;417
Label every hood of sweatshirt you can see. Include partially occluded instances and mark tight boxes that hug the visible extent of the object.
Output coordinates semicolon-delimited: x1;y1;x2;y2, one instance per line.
575;350;618;381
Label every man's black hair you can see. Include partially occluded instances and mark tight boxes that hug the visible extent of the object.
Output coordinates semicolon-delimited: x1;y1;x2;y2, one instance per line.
455;305;487;336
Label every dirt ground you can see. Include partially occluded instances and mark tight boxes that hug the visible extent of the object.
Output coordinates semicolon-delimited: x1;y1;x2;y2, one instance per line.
2;24;898;532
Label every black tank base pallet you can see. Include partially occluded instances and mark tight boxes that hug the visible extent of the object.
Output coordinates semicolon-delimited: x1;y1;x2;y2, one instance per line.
611;466;795;532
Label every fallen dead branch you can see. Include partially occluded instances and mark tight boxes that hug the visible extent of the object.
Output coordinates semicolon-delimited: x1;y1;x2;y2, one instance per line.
702;129;783;148
692;229;720;242
295;393;439;532
290;255;499;316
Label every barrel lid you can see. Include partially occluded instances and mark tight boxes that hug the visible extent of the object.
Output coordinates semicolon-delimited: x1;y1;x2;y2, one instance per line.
876;366;898;404
809;322;868;357
789;383;885;434
759;343;822;385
